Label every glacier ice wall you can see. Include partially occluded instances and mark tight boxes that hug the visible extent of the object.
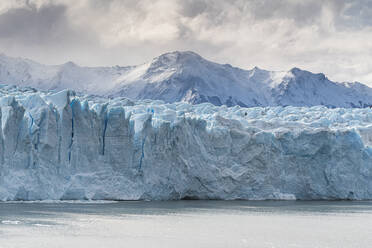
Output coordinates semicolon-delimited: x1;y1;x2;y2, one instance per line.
1;85;372;201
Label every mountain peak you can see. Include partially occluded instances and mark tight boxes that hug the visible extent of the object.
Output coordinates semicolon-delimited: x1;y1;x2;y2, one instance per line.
289;67;327;81
0;53;16;61
0;51;371;108
158;50;202;59
62;61;77;68
152;51;204;65
289;67;303;74
145;51;208;76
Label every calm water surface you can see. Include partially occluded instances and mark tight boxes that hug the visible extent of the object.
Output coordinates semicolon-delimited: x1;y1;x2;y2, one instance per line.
1;201;372;248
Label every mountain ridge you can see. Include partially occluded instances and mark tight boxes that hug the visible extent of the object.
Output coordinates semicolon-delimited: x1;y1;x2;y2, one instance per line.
0;51;371;108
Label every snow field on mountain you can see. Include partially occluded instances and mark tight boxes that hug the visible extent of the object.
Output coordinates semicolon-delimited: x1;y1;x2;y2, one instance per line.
1;51;372;108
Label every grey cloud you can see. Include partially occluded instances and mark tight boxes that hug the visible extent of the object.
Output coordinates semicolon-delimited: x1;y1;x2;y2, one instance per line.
246;0;323;25
339;0;372;29
176;0;325;27
243;0;372;30
178;0;208;18
0;2;70;44
87;0;115;11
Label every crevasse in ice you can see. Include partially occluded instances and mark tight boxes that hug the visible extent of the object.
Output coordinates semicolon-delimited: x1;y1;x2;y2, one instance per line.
0;84;372;200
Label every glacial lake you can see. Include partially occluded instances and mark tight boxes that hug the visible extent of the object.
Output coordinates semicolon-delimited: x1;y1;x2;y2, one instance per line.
1;201;372;248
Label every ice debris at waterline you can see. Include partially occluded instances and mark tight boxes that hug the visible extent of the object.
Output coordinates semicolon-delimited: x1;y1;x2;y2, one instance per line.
0;84;372;201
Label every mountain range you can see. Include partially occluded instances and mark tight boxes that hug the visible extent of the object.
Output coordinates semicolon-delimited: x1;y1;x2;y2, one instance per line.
1;51;372;108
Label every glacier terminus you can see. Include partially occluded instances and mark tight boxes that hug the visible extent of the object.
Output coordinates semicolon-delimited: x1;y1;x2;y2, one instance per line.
0;85;372;201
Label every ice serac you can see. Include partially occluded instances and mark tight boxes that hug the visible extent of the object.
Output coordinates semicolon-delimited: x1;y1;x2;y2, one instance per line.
0;85;372;201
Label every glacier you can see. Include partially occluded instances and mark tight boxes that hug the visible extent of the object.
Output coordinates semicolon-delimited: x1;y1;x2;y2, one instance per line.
0;84;372;201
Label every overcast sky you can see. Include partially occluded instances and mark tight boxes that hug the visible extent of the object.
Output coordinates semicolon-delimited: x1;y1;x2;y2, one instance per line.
0;0;371;85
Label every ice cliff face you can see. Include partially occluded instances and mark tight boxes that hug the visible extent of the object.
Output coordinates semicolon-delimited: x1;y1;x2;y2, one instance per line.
1;52;372;108
1;85;372;201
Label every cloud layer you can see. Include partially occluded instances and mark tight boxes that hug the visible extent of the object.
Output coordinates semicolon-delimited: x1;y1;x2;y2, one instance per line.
0;0;372;85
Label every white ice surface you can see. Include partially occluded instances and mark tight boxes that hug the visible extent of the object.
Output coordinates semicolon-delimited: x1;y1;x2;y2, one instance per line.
0;85;372;200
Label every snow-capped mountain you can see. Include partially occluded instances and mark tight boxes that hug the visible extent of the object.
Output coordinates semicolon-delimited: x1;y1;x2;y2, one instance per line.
1;51;372;108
